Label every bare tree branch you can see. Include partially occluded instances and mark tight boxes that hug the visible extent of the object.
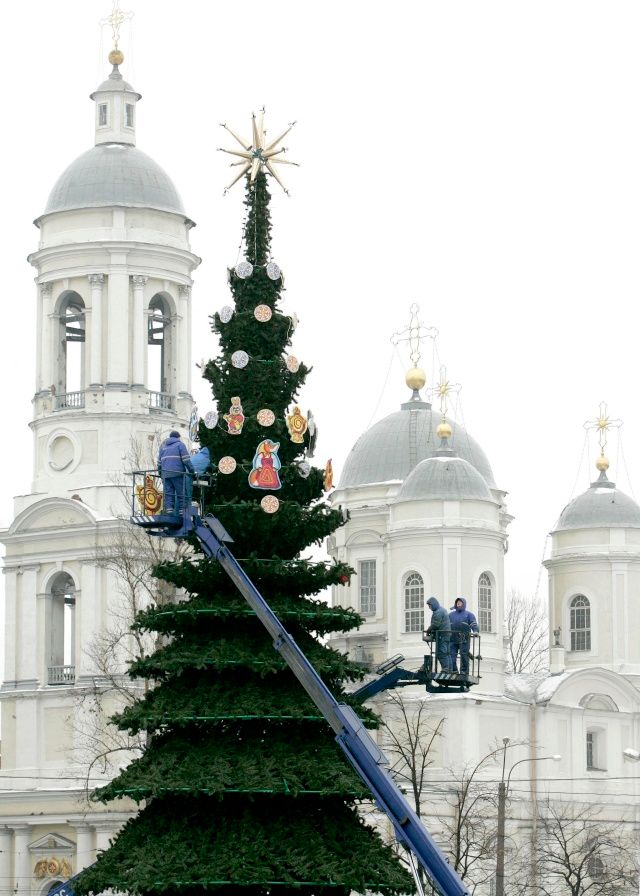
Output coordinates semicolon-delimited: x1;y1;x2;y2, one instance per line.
505;588;548;674
536;799;639;896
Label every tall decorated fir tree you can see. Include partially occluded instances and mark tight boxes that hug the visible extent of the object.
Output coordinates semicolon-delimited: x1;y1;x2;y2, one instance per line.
74;116;413;896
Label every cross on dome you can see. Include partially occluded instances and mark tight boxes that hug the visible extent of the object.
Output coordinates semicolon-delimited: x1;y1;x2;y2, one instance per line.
391;303;438;369
391;304;438;397
584;401;622;473
434;364;461;419
101;1;134;51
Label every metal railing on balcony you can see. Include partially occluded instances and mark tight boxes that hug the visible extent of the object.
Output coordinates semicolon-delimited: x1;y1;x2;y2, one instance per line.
55;391;85;410
148;391;173;411
48;665;76;686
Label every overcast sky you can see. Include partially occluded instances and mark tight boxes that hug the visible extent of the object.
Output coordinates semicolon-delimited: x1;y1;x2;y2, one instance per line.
3;1;640;597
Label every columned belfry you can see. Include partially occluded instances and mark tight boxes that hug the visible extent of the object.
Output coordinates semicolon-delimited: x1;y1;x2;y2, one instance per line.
0;23;200;888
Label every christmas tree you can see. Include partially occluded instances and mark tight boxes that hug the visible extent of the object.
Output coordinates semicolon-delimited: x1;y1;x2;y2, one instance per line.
74;128;413;896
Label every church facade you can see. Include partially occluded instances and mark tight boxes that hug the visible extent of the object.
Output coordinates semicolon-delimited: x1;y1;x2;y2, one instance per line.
0;53;199;896
329;379;640;888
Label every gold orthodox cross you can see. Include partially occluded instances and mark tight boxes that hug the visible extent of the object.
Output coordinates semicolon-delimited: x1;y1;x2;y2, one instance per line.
390;303;438;368
101;1;134;50
584;401;622;454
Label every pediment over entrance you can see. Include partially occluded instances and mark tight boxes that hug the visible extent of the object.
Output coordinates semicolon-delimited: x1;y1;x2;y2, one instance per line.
7;498;98;535
29;833;75;853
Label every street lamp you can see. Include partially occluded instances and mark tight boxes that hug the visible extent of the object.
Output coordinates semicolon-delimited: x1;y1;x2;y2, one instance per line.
495;739;561;896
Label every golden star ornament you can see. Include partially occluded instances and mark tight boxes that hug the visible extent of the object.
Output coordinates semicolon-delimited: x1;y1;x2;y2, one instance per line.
218;108;299;195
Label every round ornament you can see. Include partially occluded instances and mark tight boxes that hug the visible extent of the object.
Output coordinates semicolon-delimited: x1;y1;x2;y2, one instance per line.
218;456;237;474
254;304;273;322
261;495;280;514
339;574;350;585
231;350;249;369
219;305;234;323
235;261;254;279
257;408;276;426
266;262;281;281
297;460;311;479
204;411;219;429
286;355;300;373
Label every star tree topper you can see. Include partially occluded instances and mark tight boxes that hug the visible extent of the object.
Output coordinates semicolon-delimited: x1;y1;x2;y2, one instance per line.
219;109;299;194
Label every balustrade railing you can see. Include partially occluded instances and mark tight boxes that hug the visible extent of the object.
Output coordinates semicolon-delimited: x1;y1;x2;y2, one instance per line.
148;391;173;410
55;391;84;410
48;665;76;685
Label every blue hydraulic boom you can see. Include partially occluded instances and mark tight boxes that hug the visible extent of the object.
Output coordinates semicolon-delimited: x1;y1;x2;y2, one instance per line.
127;471;471;896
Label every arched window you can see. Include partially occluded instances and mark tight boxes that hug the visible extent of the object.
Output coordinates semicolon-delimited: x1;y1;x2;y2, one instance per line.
47;572;76;685
404;572;424;633
56;293;85;409
148;294;173;408
570;595;591;651
478;573;493;632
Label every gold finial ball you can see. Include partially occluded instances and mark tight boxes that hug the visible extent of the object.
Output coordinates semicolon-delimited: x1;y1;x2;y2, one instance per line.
109;49;124;66
437;420;452;440
405;367;426;391
596;454;609;472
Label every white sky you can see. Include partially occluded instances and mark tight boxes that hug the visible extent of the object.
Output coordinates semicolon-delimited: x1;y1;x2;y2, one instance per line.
3;0;640;598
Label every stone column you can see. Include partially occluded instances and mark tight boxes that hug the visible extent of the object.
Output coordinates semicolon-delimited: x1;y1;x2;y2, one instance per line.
13;825;32;896
16;566;39;685
88;274;105;387
177;285;191;398
74;825;94;870
38;283;53;396
77;562;98;679
94;825;114;855
131;276;148;388
3;569;17;684
106;255;130;386
0;826;13;896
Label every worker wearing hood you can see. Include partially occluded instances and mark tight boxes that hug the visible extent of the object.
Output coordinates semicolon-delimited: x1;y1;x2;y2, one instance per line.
449;597;479;674
426;597;452;672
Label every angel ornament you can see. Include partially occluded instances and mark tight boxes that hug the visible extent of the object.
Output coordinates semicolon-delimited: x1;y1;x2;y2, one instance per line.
285;406;308;444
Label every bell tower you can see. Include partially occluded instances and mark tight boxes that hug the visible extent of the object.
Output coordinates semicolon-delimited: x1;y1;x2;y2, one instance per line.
0;33;200;886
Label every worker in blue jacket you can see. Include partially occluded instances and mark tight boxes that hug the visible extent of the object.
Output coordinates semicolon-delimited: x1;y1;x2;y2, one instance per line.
426;597;451;672
158;430;195;514
449;597;479;674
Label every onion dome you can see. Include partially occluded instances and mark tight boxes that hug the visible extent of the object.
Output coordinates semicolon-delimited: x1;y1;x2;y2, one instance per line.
554;470;640;531
396;453;495;503
339;399;496;489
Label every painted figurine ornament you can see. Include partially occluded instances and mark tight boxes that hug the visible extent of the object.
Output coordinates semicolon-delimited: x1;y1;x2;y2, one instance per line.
285;406;308;444
223;397;245;435
248;439;282;490
324;458;334;491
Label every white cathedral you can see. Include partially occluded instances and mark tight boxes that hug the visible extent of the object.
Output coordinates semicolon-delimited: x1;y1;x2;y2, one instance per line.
1;45;639;896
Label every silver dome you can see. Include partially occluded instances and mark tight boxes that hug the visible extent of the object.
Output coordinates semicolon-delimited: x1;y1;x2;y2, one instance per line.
554;475;640;531
396;454;494;503
339;400;496;489
43;144;186;217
